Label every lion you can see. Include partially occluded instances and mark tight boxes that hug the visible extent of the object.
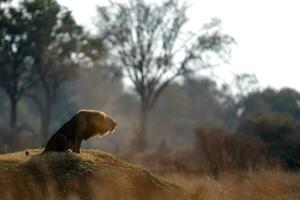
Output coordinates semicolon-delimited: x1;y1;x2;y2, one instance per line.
42;110;117;154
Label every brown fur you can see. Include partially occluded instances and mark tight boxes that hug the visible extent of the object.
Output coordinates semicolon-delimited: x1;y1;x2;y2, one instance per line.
42;110;117;154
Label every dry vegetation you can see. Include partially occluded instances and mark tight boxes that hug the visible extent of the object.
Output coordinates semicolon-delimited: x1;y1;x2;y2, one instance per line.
1;148;300;200
0;149;188;200
162;169;300;200
123;127;300;200
132;153;300;200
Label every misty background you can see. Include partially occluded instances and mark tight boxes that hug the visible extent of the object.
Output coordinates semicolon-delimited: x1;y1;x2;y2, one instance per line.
1;0;300;173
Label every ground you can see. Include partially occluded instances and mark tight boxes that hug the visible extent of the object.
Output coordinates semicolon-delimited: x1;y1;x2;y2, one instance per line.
0;149;189;200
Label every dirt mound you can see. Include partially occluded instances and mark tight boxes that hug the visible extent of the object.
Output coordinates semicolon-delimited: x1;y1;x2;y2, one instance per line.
0;149;189;200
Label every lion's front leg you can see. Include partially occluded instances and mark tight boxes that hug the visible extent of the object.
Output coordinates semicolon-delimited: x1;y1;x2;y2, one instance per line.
72;115;86;153
73;132;83;153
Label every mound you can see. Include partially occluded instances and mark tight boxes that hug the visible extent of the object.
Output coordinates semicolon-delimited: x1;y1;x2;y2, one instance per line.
0;149;189;200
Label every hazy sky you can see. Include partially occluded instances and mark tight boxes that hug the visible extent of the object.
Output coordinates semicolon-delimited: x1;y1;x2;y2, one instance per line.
57;0;300;91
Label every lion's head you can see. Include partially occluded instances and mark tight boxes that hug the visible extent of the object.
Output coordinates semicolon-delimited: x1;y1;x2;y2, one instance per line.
77;110;118;140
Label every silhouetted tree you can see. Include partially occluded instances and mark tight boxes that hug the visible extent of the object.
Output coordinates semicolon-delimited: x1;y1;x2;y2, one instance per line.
97;0;233;149
20;0;84;138
0;5;39;129
149;76;228;148
238;112;300;169
240;87;300;119
184;76;226;127
234;73;259;100
223;73;260;130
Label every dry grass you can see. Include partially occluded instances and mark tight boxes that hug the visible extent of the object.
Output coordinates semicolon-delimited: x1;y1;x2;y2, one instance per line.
0;149;188;200
162;169;300;200
2;149;300;200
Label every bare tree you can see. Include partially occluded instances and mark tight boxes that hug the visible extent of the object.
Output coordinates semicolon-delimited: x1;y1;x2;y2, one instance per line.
97;0;234;149
234;73;259;100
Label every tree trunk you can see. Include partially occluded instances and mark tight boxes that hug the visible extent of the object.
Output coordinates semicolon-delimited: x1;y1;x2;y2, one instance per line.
136;103;150;151
9;96;18;130
40;99;53;140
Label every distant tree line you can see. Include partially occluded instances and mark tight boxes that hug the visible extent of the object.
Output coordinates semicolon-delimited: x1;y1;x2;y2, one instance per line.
0;0;235;151
0;0;106;150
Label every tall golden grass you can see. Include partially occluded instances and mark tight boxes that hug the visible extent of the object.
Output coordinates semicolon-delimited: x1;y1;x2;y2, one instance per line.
162;169;300;200
122;127;300;200
1;149;300;200
0;149;188;200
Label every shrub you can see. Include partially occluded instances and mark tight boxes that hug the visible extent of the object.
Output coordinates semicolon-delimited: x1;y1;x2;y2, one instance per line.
238;112;300;169
194;127;268;176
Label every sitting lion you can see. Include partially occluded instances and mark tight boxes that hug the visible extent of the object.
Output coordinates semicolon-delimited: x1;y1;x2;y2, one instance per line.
42;110;117;154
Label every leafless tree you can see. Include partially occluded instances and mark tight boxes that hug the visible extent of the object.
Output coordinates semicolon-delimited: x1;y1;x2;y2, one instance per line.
97;0;234;150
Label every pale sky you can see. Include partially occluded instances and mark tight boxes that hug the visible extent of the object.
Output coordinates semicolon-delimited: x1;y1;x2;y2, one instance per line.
57;0;300;91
